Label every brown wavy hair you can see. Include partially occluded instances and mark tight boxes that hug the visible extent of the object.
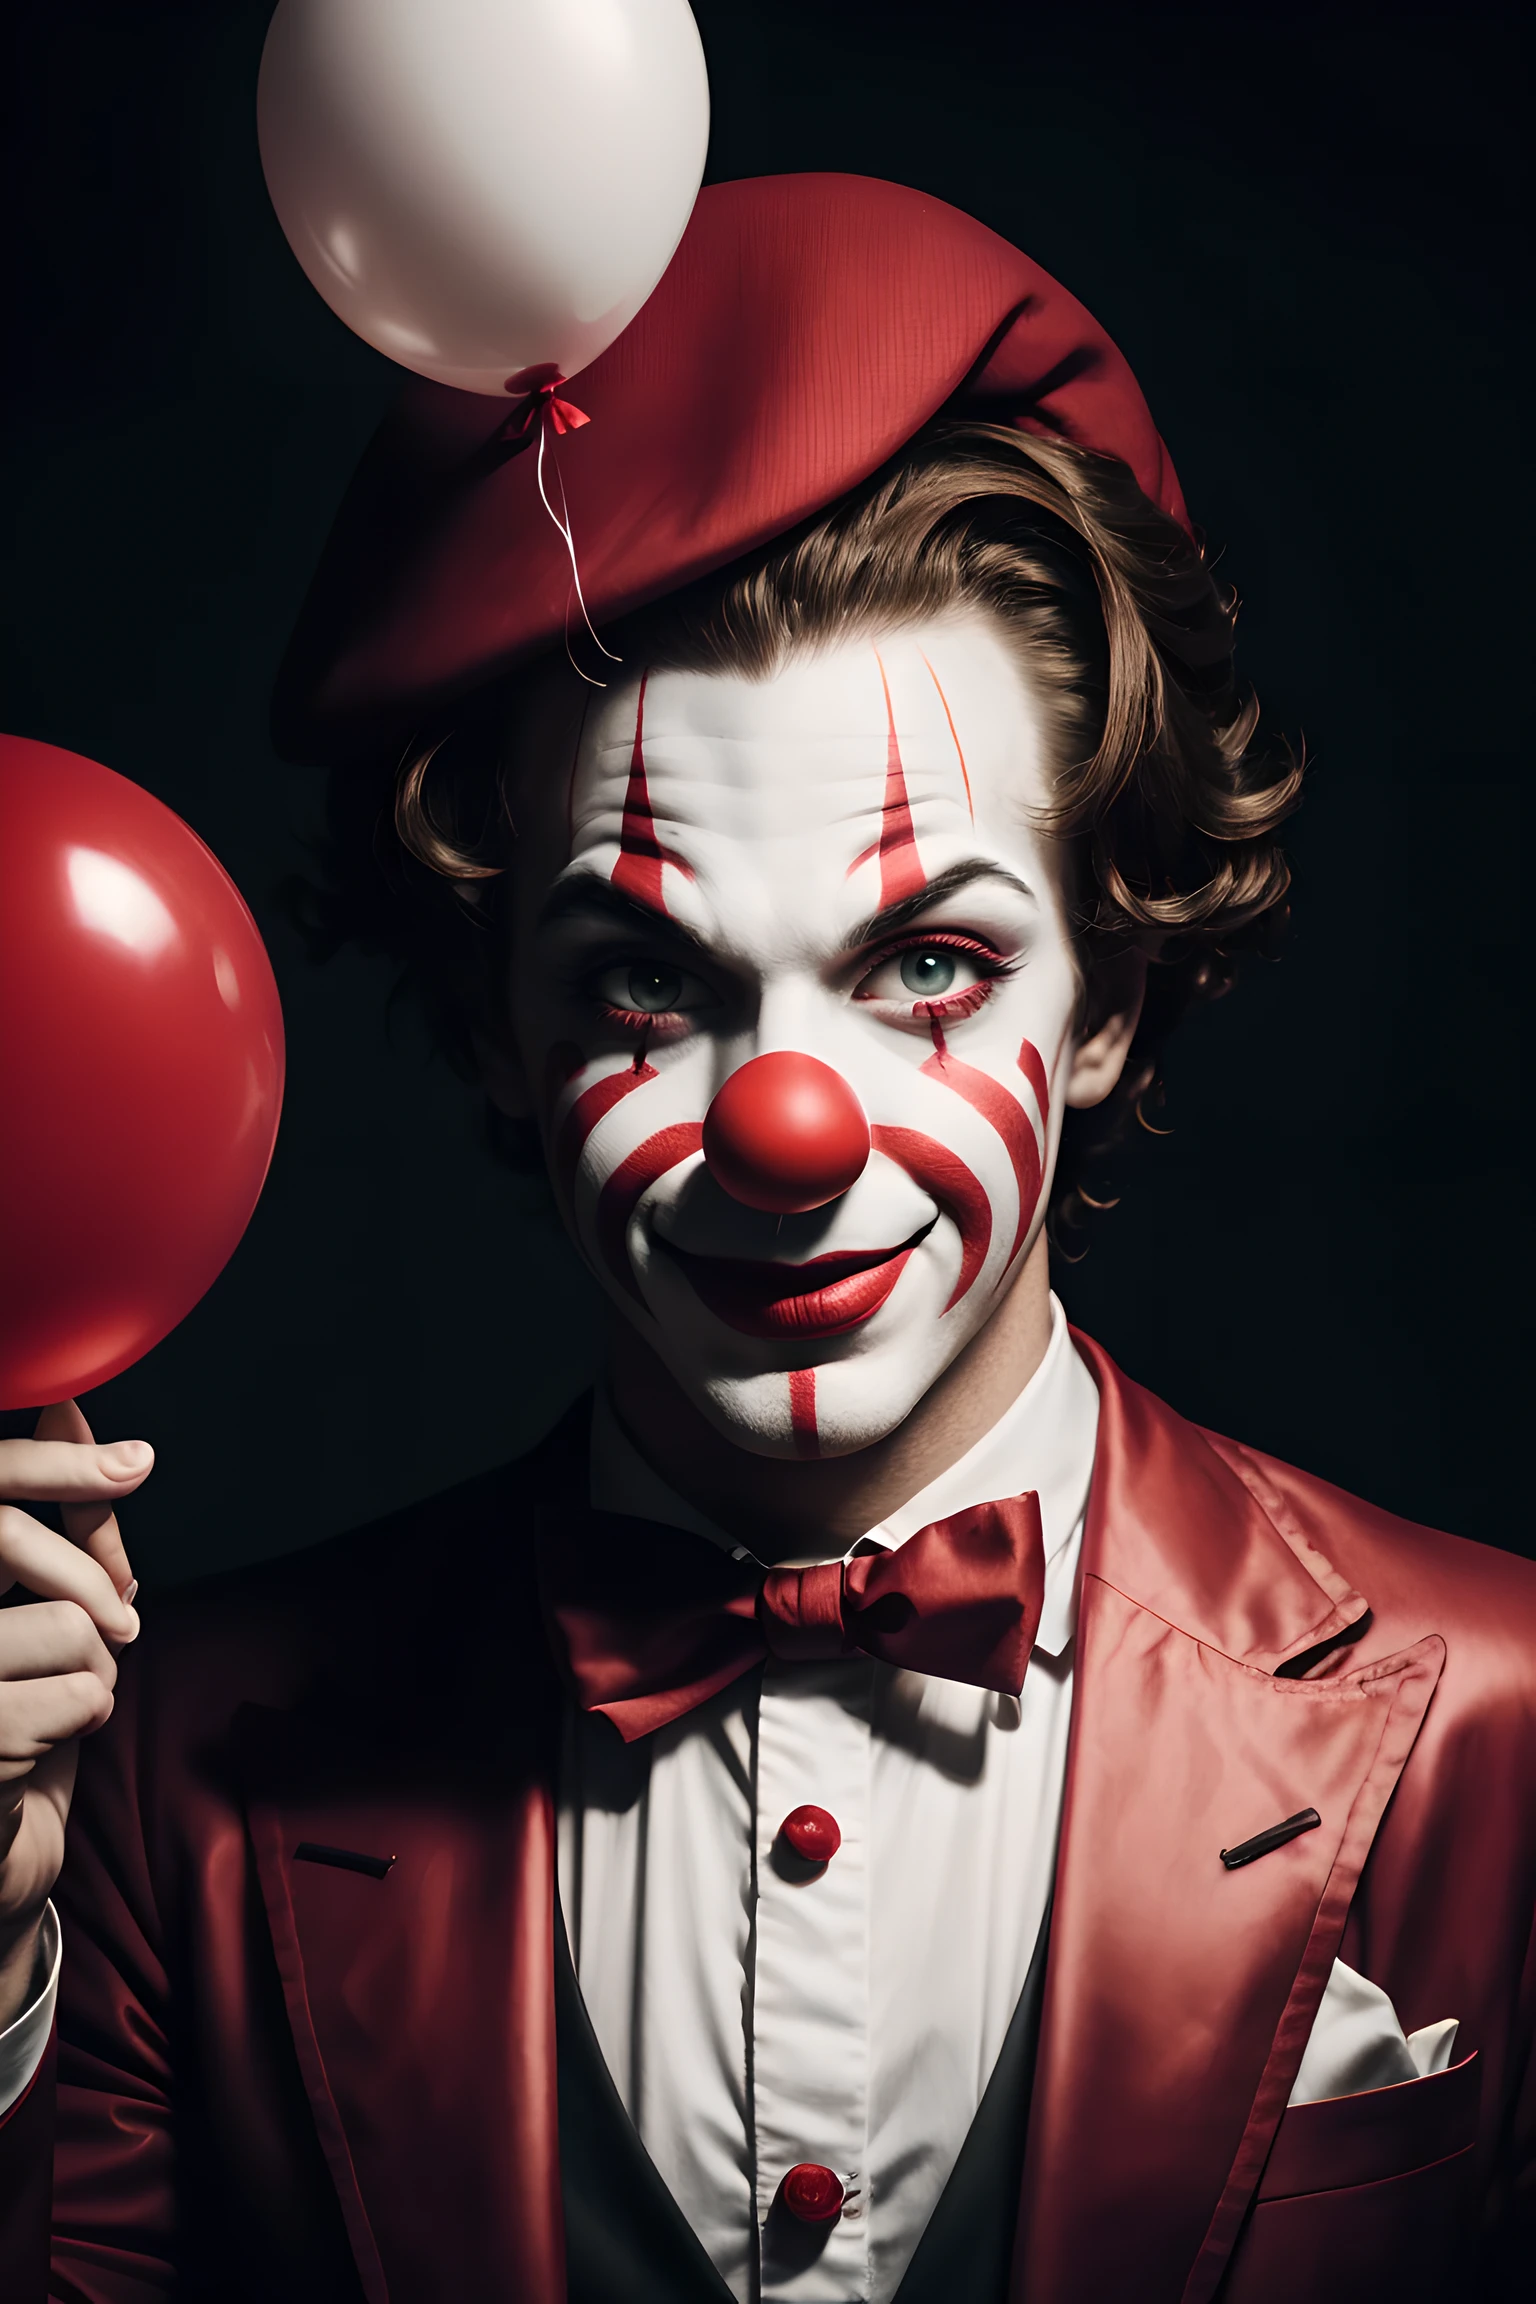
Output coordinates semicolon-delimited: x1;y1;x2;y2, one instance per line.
299;420;1302;1243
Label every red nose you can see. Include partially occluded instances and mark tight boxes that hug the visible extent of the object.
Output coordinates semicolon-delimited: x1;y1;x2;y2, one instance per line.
702;1052;870;1215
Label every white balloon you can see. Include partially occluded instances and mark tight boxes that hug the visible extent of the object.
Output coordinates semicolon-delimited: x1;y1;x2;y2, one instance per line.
257;0;710;396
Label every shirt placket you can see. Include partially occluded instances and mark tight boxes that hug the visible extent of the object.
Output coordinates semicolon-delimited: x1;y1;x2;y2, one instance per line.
752;1657;873;2301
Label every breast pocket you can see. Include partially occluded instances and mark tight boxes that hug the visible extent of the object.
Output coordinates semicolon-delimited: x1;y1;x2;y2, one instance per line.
1219;2052;1480;2304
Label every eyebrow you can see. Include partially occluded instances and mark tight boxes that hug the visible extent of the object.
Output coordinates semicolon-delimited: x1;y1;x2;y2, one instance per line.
534;857;1036;958
534;873;712;955
847;860;1037;949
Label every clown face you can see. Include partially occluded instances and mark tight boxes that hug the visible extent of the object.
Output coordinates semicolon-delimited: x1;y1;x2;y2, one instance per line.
506;615;1106;1460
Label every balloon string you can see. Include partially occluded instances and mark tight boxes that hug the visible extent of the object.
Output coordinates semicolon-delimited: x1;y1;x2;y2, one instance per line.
536;423;621;684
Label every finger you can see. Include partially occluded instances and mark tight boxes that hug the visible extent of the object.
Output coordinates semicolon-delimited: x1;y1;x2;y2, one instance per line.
0;1599;117;1690
0;1508;139;1643
32;1404;137;1597
64;1497;134;1600
0;1778;23;1861
0;1672;115;1771
0;1740;80;1866
0;1433;153;1508
32;1402;93;1447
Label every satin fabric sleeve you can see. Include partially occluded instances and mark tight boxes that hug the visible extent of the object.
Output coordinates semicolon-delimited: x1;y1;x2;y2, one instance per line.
10;1647;177;2301
0;1918;58;2302
0;1906;61;2118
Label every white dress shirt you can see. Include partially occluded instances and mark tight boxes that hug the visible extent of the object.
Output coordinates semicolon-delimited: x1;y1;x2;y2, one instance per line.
559;1296;1097;2302
559;1297;1458;2297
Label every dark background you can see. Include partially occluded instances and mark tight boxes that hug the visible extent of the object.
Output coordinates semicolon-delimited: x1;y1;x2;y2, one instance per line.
2;1;1528;1584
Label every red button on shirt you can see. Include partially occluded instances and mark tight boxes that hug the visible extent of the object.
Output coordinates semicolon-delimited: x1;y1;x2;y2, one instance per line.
782;2163;846;2223
780;1805;841;1863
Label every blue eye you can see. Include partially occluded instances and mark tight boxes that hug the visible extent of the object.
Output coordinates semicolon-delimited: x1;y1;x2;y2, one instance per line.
854;939;1000;1019
899;949;957;996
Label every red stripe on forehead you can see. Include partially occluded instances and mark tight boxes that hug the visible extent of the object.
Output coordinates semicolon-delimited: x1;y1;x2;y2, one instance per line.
919;652;974;823
872;650;925;907
610;671;695;910
920;1048;1043;1273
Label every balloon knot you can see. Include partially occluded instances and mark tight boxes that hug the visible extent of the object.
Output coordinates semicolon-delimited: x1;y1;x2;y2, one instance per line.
499;363;591;443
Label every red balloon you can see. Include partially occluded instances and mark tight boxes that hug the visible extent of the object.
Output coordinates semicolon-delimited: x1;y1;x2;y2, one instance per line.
702;1051;869;1215
0;736;285;1409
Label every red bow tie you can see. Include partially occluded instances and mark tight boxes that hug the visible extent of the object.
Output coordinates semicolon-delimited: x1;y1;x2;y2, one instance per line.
536;1493;1046;1743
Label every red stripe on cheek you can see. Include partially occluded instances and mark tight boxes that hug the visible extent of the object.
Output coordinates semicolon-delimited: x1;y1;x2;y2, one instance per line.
873;650;925;908
1016;1037;1051;1133
869;1126;991;1311
788;1367;819;1459
610;671;695;912
595;1122;704;1301
919;1051;1043;1270
551;1056;659;1212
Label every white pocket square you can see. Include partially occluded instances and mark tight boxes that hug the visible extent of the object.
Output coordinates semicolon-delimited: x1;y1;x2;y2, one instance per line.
1289;1957;1459;2106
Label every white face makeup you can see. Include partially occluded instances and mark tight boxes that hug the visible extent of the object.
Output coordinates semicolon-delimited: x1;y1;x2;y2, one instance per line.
508;615;1086;1459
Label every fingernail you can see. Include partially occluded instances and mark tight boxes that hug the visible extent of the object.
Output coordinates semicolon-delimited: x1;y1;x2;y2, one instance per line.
102;1442;151;1476
122;1578;139;1607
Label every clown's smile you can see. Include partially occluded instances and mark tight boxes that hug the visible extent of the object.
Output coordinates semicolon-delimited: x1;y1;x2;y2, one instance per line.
509;612;1082;1459
660;1227;933;1340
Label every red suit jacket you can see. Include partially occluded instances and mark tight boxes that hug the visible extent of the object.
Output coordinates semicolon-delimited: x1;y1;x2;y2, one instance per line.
2;1336;1532;2300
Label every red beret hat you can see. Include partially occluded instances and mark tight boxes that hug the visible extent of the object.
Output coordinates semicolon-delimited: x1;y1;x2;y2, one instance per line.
273;173;1188;766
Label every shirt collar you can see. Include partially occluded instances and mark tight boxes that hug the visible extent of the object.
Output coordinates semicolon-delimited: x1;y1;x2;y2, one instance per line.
589;1294;1099;1660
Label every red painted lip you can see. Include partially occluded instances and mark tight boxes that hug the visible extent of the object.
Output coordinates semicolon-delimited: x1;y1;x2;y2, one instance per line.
663;1237;922;1338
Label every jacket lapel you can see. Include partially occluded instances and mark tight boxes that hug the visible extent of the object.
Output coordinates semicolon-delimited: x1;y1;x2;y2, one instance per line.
1015;1338;1445;2304
230;1358;1445;2303
239;1700;566;2304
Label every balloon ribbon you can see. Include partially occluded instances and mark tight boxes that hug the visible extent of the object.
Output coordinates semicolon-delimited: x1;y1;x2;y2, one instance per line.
497;364;617;685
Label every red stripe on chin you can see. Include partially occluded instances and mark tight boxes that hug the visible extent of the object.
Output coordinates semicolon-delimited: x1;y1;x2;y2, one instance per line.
789;1367;820;1459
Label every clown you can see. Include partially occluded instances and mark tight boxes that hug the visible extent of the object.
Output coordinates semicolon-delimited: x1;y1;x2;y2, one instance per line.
0;179;1531;2302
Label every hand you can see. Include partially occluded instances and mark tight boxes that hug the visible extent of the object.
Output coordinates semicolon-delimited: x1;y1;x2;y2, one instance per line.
0;1402;146;2025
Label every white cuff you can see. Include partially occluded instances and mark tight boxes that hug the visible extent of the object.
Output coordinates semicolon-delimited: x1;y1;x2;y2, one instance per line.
0;1904;60;2119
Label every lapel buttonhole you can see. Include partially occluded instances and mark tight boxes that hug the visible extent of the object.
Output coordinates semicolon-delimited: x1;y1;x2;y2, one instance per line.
293;1840;397;1880
1219;1807;1321;1871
